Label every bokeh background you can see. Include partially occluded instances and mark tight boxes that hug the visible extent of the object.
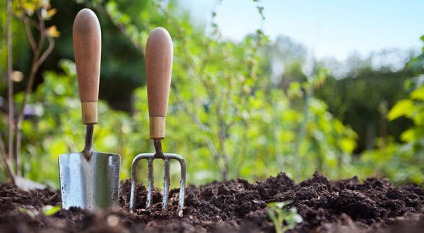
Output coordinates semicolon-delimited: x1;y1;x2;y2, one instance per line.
1;0;423;189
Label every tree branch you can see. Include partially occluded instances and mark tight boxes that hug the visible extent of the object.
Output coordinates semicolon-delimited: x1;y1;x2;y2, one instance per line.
21;14;37;53
34;36;54;71
172;81;210;133
204;137;220;165
14;8;54;176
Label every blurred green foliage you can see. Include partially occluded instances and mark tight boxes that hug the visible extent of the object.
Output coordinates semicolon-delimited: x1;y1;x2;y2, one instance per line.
1;0;357;187
357;74;424;183
16;60;135;187
315;54;415;153
1;0;423;187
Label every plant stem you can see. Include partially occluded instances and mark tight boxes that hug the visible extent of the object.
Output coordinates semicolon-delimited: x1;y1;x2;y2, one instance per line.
0;134;15;183
293;85;313;180
6;0;16;181
15;9;55;176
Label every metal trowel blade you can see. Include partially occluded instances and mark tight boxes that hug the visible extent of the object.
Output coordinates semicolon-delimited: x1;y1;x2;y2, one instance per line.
59;152;120;210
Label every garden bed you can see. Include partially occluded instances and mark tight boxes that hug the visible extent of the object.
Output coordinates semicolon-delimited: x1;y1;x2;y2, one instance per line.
0;172;423;232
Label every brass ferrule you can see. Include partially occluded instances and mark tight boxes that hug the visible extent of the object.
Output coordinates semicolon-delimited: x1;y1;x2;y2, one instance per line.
150;117;166;139
81;102;98;124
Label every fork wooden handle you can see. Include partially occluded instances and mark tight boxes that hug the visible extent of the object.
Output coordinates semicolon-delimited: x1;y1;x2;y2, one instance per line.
145;27;173;139
73;8;101;124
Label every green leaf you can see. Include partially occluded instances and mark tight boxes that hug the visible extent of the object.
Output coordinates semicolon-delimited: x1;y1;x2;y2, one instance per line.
42;205;61;216
339;138;356;153
266;201;301;233
411;85;424;100
387;99;414;121
400;127;424;142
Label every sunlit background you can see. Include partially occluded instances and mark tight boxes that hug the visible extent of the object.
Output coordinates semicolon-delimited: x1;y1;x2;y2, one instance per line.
182;0;424;60
1;0;424;189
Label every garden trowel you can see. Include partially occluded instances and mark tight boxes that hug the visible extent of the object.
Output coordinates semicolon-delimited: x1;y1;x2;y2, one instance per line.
58;8;120;210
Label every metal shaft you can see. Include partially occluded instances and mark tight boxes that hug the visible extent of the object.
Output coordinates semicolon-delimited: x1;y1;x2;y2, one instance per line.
82;124;94;160
153;139;164;157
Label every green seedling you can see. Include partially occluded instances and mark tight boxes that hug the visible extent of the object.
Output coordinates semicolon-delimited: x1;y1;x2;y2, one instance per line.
42;205;61;216
266;201;302;233
19;205;61;217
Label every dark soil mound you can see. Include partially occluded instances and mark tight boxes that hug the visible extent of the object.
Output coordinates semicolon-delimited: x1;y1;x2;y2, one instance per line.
0;172;423;232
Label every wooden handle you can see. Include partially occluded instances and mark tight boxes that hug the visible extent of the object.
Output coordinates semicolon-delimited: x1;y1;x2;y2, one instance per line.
73;8;101;124
146;27;173;139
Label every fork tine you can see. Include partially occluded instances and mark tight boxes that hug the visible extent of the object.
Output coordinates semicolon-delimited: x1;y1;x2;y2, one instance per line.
130;153;186;215
177;157;186;217
162;158;170;211
130;162;138;210
163;153;186;217
146;157;154;209
130;154;148;211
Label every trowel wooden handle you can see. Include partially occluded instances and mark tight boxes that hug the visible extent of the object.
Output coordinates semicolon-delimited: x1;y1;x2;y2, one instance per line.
146;27;173;139
73;8;101;124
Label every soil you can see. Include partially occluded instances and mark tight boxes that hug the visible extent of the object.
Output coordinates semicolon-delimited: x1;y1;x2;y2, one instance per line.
0;172;423;233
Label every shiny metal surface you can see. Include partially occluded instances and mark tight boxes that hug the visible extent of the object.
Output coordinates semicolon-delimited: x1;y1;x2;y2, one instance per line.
59;151;120;210
130;151;186;217
59;125;120;210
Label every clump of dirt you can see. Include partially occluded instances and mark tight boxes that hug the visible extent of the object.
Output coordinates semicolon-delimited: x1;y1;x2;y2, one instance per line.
0;172;423;233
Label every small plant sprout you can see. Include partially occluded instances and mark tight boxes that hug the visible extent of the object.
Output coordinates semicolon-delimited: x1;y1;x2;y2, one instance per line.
266;201;302;233
18;205;61;217
42;205;61;216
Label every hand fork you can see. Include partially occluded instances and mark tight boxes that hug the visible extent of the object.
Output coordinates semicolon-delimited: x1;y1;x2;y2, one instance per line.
130;27;186;217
